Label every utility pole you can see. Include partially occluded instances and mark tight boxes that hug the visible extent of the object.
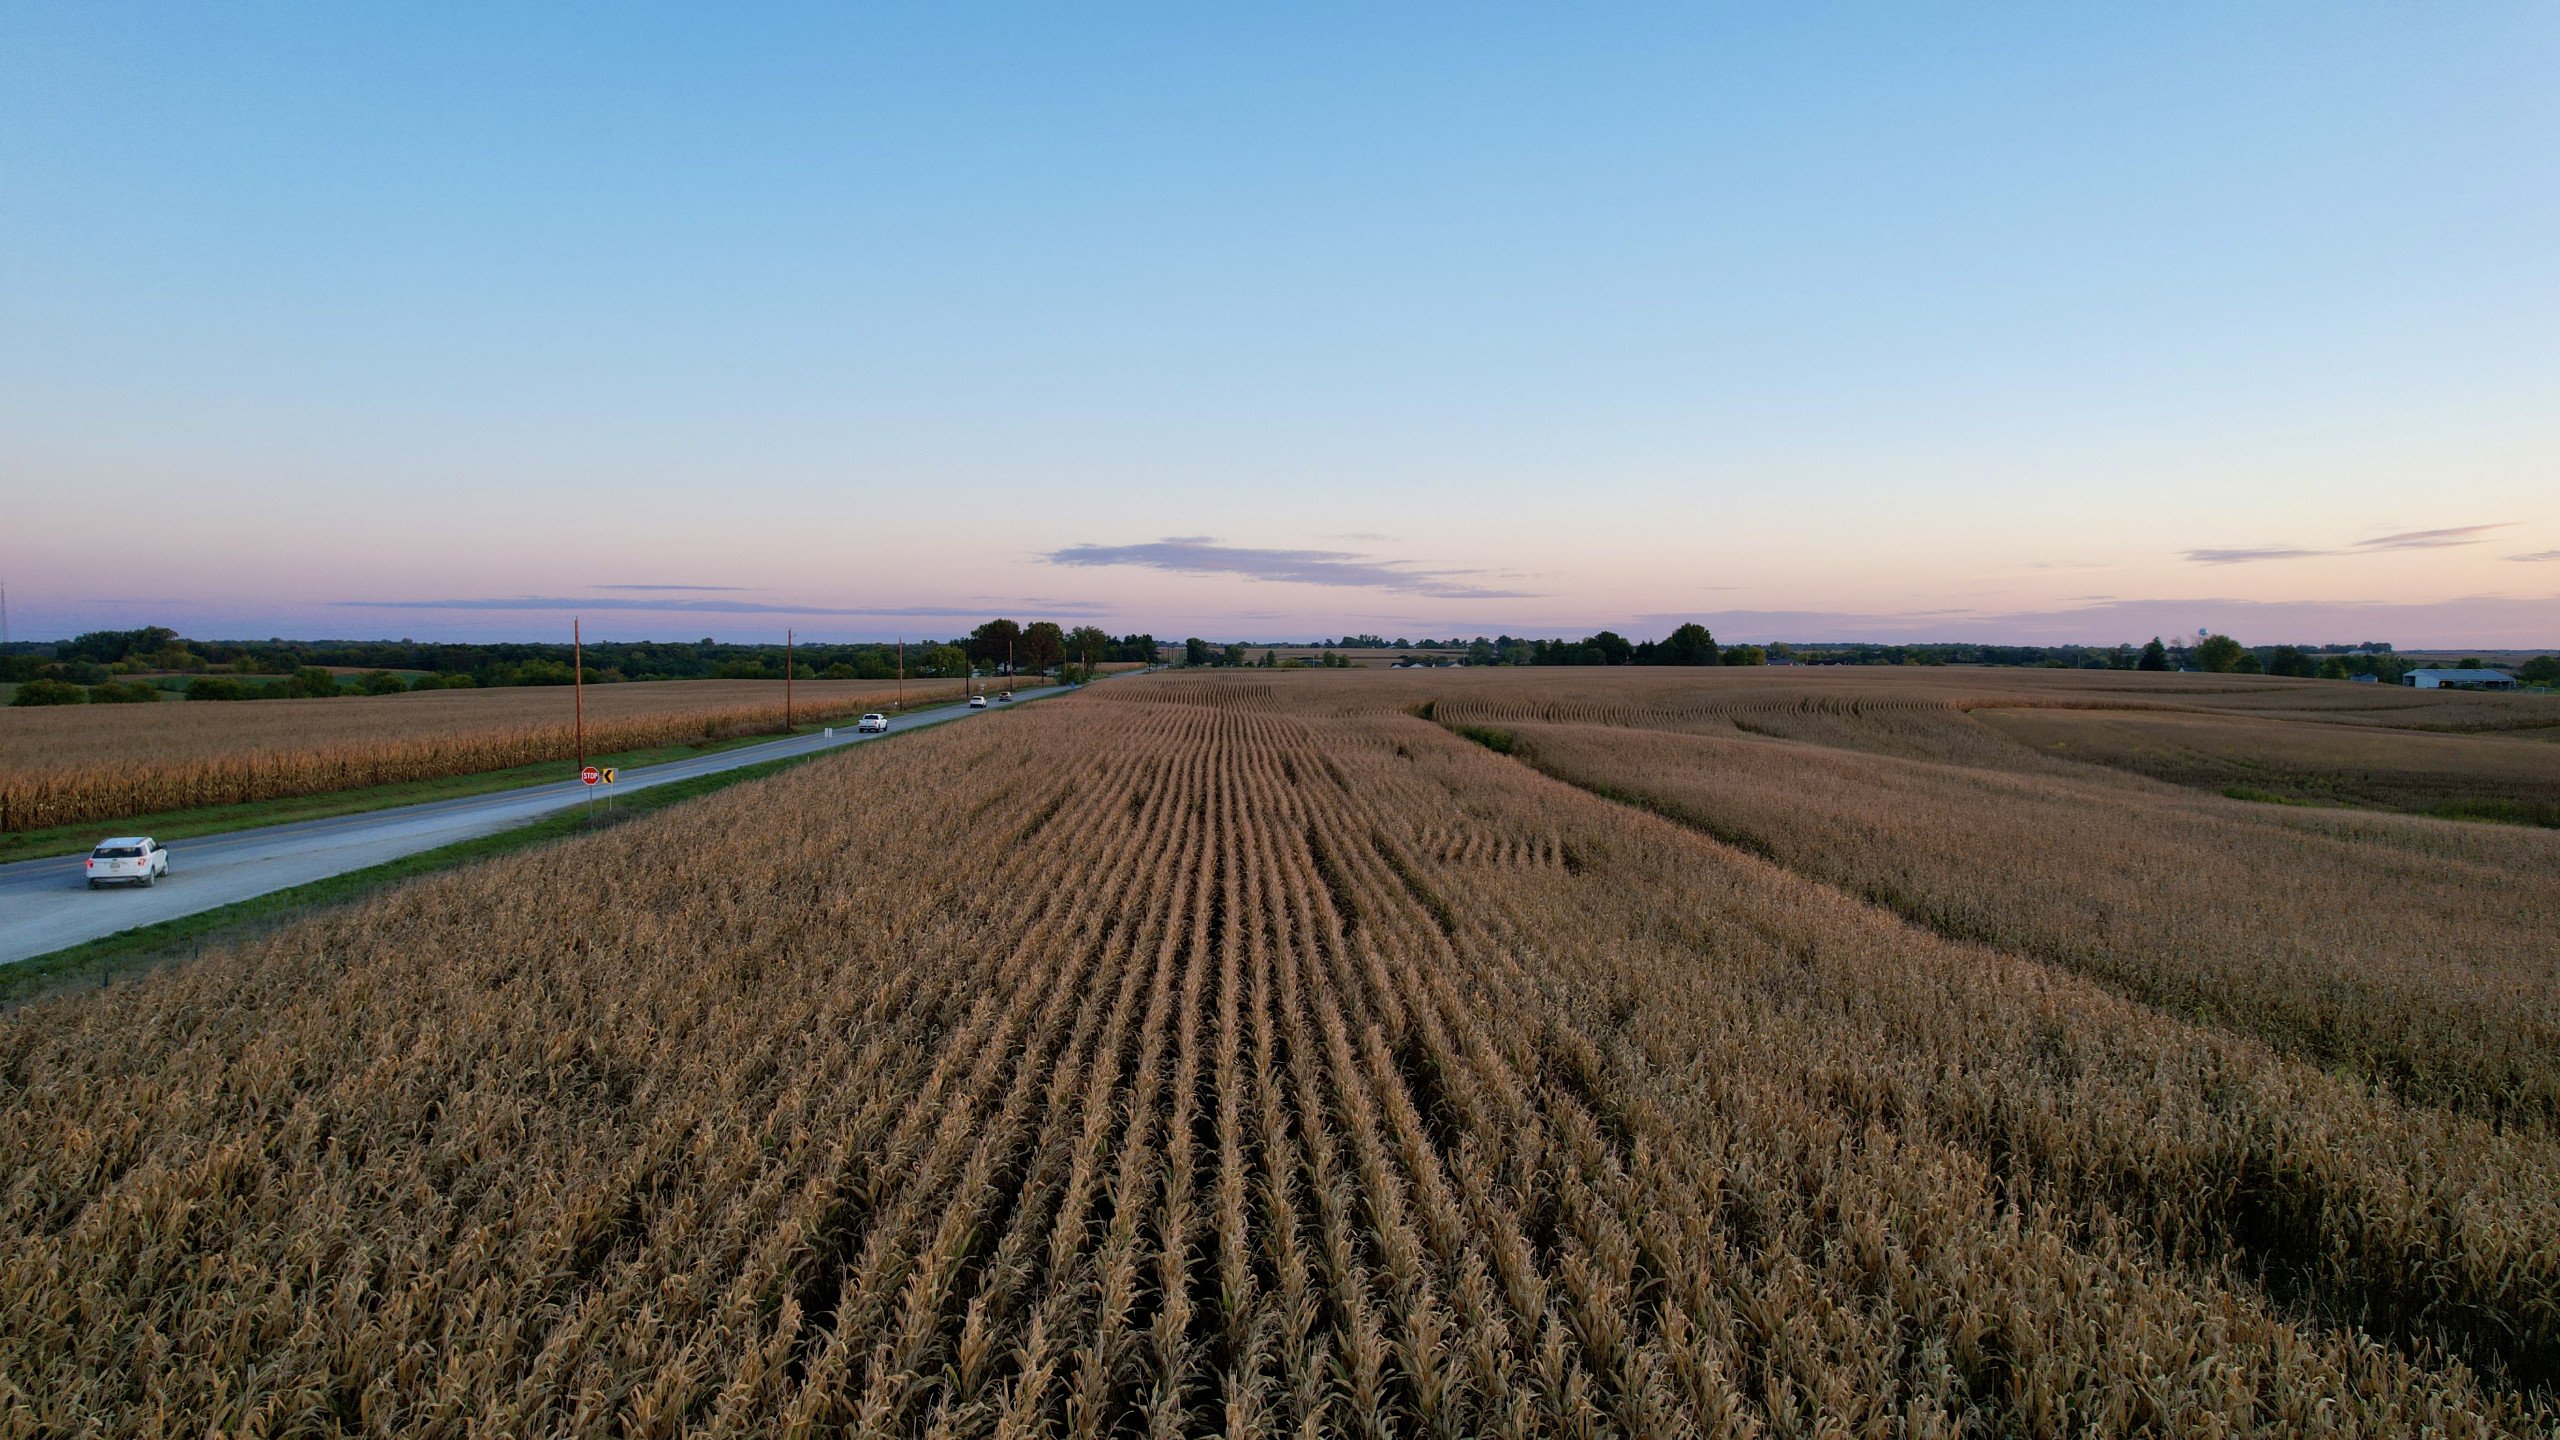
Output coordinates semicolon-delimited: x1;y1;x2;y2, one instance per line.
573;616;586;784
784;628;794;732
1;579;9;647
897;637;905;711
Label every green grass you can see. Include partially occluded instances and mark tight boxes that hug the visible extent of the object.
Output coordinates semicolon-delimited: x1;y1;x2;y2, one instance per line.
0;745;835;1007
2221;785;2320;807
2425;798;2560;828
0;698;966;865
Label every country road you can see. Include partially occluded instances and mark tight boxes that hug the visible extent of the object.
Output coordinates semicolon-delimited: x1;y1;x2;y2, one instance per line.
0;680;1097;966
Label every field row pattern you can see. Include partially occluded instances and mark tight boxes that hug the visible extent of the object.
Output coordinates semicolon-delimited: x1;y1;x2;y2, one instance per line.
0;676;2550;1434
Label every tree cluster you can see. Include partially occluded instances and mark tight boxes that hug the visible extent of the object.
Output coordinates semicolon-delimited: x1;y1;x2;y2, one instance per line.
4;622;1162;703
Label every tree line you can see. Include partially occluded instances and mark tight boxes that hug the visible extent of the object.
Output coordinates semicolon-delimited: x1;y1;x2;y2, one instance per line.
3;624;1163;705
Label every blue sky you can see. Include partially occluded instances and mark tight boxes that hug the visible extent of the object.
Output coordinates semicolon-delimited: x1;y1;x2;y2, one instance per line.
4;4;2555;644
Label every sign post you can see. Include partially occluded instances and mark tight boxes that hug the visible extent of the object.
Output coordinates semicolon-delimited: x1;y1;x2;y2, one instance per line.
573;618;585;781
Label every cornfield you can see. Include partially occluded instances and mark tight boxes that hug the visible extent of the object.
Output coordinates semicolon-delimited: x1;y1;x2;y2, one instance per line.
4;667;2557;1434
0;678;977;833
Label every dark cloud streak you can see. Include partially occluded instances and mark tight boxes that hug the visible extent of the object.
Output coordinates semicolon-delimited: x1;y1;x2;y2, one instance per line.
1046;537;1535;599
2186;522;2516;565
2183;546;2334;565
336;596;1110;617
2356;523;2512;550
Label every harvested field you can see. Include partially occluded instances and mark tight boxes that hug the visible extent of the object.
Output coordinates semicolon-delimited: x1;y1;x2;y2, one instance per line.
1488;716;2560;1118
1421;665;2560;807
1973;705;2560;820
5;668;2558;1434
0;677;976;833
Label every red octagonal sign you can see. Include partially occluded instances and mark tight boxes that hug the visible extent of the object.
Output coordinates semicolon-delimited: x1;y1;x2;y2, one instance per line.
581;766;601;786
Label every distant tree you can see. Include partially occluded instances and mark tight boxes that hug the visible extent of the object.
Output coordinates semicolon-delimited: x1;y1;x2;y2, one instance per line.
1393;638;1410;649
2457;656;2485;669
356;670;409;695
1065;625;1111;670
2318;656;2353;680
921;644;968;678
187;676;252;701
2517;655;2560;685
2234;652;2264;674
88;680;160;703
1261;649;1278;667
1723;644;1768;666
289;667;344;698
969;619;1024;671
1585;631;1635;665
11;678;87;705
2266;645;2316;678
2193;634;2245;673
1656;622;1720;666
1021;621;1066;673
1184;637;1212;667
2138;637;2169;671
1221;642;1249;667
2108;644;2136;670
60;626;181;665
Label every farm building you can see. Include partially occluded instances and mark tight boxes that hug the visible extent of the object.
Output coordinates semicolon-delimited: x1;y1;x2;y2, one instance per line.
2402;667;2518;690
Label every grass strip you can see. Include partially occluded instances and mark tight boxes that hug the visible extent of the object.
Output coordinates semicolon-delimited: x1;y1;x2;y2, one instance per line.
0;699;966;865
0;746;832;1007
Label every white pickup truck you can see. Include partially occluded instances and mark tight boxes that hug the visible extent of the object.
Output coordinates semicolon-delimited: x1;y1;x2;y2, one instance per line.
86;837;170;889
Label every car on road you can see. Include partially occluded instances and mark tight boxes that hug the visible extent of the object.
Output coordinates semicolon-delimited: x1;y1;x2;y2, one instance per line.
86;837;169;889
857;713;889;733
997;690;1013;702
969;694;988;709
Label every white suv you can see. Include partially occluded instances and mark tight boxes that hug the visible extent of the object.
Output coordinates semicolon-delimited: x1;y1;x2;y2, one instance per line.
87;837;169;889
856;713;889;733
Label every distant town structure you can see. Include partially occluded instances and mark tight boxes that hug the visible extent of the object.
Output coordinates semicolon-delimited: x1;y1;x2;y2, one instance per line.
2402;668;2518;690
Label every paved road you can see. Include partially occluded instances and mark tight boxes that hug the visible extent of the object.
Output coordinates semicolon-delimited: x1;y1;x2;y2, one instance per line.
0;682;1095;966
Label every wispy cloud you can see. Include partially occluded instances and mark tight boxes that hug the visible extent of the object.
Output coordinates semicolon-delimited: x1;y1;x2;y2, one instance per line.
2185;522;2516;565
2357;523;2512;550
1045;537;1536;599
2506;550;2560;563
336;596;1110;617
2183;546;2334;565
594;583;748;592
1625;594;2559;648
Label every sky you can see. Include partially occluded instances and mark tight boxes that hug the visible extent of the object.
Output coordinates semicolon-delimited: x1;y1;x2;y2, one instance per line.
4;4;2555;647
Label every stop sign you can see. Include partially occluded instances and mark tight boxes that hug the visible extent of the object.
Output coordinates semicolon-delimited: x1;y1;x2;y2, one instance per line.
581;766;600;786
